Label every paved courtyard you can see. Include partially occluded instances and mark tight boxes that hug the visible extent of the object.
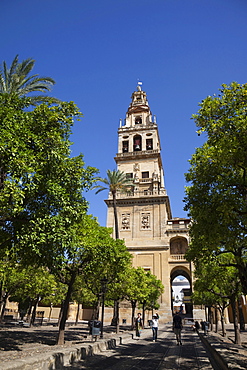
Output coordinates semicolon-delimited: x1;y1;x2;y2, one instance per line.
0;322;247;369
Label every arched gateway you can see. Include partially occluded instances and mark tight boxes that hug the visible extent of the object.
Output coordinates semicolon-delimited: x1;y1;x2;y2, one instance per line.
105;84;193;323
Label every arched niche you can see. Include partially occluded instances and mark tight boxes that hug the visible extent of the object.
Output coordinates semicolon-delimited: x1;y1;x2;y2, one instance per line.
170;237;188;255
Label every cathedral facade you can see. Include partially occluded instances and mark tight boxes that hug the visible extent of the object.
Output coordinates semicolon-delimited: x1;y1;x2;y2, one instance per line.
105;84;193;322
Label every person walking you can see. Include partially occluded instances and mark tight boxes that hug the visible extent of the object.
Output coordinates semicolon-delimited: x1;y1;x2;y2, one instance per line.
135;313;143;338
151;314;159;341
173;311;183;345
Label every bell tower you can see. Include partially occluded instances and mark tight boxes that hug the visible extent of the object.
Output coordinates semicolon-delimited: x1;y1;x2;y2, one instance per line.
105;84;192;322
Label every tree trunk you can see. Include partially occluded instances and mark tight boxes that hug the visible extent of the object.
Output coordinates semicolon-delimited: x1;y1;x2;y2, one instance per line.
215;307;218;333
0;292;8;322
30;296;40;326
48;303;53;322
220;310;226;337
26;300;33;323
142;302;145;328
111;299;117;326
131;300;136;330
115;299;120;334
94;295;101;320
231;297;241;345
75;303;80;325
238;296;245;331
112;192;119;239
209;306;213;331
56;270;76;345
0;280;3;319
239;265;247;295
58;300;64;326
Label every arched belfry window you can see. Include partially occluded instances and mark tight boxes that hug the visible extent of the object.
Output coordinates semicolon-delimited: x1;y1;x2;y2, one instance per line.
122;141;129;153
146;138;153;150
133;135;142;151
135;116;142;125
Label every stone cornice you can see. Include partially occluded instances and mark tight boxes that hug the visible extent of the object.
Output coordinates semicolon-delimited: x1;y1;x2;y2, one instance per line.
105;195;170;207
127;245;170;251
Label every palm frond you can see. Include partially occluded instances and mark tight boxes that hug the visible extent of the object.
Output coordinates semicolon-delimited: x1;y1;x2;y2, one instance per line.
93;170;134;195
93;185;108;194
16;57;35;76
0;55;56;100
0;71;6;92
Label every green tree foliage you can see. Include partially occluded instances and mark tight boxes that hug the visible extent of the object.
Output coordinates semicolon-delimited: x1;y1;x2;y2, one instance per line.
184;82;247;294
93;169;134;239
55;215;132;344
78;218;132;330
192;254;242;343
0;55;59;104
138;271;164;326
72;275;97;313
124;267;164;327
0;261;63;324
125;267;150;328
0;95;97;267
8;266;63;325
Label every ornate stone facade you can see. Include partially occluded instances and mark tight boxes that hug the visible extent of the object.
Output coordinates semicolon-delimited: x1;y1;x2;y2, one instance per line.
105;84;194;322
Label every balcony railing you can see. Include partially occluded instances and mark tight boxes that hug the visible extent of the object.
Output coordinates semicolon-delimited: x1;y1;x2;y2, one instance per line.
139;178;152;183
167;222;188;229
116;149;159;158
169;254;186;261
107;189;167;199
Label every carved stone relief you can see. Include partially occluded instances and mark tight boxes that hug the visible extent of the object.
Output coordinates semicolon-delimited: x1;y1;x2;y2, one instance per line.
141;212;151;229
121;213;130;230
133;163;140;172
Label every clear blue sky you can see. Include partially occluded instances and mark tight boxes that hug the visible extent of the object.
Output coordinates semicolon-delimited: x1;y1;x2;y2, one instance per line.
1;0;247;226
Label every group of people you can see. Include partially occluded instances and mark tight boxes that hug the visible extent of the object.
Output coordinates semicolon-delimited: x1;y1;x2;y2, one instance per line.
135;312;159;341
135;311;183;345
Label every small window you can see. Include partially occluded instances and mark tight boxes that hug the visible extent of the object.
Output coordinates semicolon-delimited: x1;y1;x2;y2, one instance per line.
126;173;133;179
146;139;153;150
135;116;142;124
142;171;149;178
122;141;129;153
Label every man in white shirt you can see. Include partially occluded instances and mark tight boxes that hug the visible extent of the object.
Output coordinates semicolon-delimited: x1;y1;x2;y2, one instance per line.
151;314;159;341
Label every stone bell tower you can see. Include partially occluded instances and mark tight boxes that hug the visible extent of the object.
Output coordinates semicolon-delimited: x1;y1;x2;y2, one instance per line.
105;83;192;322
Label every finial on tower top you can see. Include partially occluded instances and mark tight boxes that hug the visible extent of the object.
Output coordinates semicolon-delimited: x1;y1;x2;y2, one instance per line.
137;81;142;91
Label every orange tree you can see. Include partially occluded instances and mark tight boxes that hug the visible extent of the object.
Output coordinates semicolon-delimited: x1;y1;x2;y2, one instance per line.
185;82;247;295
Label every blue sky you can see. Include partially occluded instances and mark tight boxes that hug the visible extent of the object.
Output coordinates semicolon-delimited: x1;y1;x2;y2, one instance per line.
1;0;247;226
